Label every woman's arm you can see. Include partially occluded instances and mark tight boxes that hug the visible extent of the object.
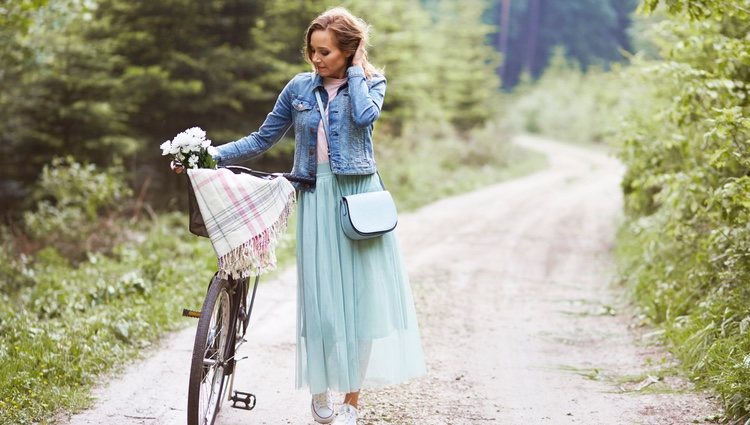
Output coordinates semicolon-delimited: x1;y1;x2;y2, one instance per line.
213;77;296;165
347;66;386;128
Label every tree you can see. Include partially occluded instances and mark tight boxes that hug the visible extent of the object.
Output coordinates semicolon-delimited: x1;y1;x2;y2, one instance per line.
488;0;638;88
0;0;132;213
86;0;287;202
431;0;501;133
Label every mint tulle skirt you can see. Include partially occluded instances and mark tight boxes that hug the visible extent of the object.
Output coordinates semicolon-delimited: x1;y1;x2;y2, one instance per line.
295;162;426;395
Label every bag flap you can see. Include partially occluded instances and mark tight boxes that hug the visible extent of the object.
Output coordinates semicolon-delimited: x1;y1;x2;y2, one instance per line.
342;190;398;233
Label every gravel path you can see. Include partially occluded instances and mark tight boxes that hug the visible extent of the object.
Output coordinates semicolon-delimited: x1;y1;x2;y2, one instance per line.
64;135;721;425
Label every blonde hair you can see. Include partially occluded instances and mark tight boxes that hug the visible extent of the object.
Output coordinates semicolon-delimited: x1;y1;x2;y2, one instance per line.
304;7;381;79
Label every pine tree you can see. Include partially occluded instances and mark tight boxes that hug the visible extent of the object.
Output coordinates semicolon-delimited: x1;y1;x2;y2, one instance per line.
431;0;500;133
0;0;132;211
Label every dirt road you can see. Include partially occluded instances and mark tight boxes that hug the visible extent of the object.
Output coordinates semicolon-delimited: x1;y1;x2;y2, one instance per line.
64;135;720;425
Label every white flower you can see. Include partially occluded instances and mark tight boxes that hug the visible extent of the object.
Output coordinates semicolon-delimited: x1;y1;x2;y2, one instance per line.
207;146;218;157
159;140;171;156
160;126;213;168
172;132;192;149
184;127;206;140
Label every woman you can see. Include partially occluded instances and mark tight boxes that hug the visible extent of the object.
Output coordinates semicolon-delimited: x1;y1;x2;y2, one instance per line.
212;8;426;424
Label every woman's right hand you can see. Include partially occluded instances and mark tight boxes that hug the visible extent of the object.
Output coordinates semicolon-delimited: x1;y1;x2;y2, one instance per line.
352;39;366;68
170;160;185;174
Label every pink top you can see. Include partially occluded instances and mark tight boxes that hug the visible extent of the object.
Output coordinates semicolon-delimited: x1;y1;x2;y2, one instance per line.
317;77;347;164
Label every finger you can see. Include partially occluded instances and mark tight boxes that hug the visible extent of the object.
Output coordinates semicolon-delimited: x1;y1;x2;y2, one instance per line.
170;161;184;174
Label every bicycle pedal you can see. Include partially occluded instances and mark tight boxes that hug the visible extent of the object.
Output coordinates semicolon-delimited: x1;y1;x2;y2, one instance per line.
230;390;256;411
182;308;201;318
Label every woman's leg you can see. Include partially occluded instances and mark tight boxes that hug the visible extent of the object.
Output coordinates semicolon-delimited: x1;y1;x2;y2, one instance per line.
345;340;371;408
343;391;360;408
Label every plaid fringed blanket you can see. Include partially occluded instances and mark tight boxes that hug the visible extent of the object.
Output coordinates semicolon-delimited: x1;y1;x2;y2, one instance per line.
187;168;296;279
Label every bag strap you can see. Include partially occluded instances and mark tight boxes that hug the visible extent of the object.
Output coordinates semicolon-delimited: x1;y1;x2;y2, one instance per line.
314;89;331;144
314;88;386;190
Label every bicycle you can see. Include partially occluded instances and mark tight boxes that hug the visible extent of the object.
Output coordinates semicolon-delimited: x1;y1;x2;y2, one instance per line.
179;165;313;425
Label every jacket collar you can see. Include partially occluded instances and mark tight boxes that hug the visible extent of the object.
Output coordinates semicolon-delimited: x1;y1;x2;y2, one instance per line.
312;72;350;92
313;73;324;90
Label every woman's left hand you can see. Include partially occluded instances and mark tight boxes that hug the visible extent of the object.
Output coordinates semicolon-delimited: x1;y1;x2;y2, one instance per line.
352;39;366;68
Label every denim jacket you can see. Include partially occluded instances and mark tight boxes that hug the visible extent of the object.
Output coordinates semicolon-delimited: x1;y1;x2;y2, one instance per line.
213;66;386;191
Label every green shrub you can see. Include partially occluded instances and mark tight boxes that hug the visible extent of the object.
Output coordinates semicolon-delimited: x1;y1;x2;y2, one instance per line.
379;120;546;211
22;157;132;260
502;49;644;148
615;2;750;420
0;213;216;424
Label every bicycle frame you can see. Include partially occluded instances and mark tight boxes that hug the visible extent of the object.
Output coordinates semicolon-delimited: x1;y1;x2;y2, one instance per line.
182;165;313;424
223;275;259;388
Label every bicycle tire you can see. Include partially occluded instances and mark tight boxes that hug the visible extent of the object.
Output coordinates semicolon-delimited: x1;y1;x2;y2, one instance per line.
187;276;232;425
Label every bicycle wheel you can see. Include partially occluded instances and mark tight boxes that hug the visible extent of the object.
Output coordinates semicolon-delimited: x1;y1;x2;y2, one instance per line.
187;276;232;425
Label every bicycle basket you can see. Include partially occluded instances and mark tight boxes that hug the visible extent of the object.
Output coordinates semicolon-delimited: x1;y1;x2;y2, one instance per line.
187;180;209;238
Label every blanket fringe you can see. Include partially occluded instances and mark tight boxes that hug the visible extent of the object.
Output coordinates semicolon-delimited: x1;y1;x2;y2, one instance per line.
216;193;296;279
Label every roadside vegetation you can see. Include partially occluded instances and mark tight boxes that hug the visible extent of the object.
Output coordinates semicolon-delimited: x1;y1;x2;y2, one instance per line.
0;158;215;424
504;1;750;421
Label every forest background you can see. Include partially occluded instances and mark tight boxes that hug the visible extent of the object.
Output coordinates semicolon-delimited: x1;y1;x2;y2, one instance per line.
3;0;750;424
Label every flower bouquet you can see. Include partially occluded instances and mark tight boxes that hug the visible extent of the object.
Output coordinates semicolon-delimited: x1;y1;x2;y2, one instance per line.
161;127;218;238
160;127;217;169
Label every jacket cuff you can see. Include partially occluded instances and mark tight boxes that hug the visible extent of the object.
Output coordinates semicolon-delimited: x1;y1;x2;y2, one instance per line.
347;66;365;78
212;147;225;165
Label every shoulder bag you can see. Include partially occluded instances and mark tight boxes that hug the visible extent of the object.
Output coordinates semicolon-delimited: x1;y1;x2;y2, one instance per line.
315;89;398;240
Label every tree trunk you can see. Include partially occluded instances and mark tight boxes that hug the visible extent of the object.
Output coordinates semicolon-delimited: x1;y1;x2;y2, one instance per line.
498;0;511;82
523;0;541;75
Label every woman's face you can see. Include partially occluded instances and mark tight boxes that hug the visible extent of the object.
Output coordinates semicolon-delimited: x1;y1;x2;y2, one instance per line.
310;29;350;79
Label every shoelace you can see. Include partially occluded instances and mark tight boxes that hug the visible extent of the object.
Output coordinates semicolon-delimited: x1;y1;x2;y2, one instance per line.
313;392;331;409
337;406;356;422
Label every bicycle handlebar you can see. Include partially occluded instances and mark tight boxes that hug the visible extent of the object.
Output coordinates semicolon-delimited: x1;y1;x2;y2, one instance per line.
219;165;316;186
173;160;315;186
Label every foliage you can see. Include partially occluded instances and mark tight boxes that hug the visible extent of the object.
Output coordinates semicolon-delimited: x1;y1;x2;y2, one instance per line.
0;0;49;69
501;49;644;147
430;0;501;133
1;0;136;216
615;0;750;420
381;121;546;211
21;157;132;261
639;0;746;19
0;213;217;424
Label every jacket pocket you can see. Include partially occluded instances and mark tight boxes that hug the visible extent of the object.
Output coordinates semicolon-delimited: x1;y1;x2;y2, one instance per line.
292;98;314;112
292;97;315;138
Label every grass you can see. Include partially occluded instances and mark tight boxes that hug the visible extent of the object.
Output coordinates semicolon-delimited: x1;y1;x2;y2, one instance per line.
615;221;750;421
0;213;219;424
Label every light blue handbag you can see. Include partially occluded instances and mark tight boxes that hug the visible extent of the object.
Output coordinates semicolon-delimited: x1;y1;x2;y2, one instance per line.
315;89;398;240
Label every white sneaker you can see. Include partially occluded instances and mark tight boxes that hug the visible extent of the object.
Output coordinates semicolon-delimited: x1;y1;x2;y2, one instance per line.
333;404;358;425
311;390;334;424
